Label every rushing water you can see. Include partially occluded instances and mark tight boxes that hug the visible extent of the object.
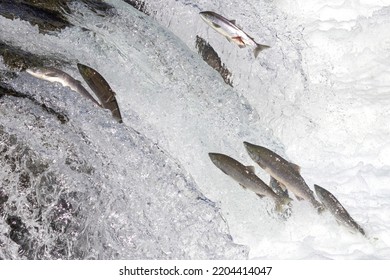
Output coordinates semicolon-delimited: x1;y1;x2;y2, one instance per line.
1;0;390;259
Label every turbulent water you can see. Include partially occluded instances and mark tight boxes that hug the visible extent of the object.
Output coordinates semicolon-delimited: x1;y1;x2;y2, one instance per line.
1;0;390;259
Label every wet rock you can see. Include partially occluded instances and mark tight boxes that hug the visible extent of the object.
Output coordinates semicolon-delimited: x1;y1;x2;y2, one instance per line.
0;41;68;71
0;0;72;33
0;0;114;33
0;82;69;124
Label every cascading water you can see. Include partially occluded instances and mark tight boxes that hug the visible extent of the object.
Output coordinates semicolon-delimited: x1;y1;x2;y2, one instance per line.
1;0;390;259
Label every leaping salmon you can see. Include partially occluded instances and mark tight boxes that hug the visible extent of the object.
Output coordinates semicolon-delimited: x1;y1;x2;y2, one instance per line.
77;63;122;123
199;11;270;58
26;66;100;106
209;152;291;213
243;142;324;213
314;184;365;236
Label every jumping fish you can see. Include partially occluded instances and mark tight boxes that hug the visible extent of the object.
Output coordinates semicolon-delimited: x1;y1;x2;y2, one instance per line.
26;66;100;106
199;11;270;58
243;142;324;212
77;63;122;123
314;184;365;236
209;152;291;212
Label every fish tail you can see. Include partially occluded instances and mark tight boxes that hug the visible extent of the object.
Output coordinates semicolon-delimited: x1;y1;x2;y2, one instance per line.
316;202;326;214
275;196;292;213
274;197;293;220
253;43;270;58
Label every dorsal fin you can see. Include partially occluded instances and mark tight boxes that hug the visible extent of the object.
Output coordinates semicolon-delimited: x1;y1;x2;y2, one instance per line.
289;162;301;174
230;20;242;29
239;183;247;190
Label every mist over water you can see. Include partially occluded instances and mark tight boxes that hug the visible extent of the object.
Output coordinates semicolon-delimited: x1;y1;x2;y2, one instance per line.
1;0;390;259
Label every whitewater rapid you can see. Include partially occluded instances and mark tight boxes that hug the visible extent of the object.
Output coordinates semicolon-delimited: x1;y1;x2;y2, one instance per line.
1;0;390;259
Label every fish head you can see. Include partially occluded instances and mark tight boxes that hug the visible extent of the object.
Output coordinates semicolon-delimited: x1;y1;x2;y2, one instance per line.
314;184;326;201
77;63;94;77
243;142;270;168
26;67;60;81
209;153;227;169
199;11;220;25
208;152;241;177
199;11;214;20
26;67;47;78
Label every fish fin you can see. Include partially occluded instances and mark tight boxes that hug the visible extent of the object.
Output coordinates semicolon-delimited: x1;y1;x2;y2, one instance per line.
256;161;266;169
253;43;270;58
245;165;256;173
231;21;243;29
239;183;247;190
357;226;366;236
220;169;230;176
269;177;289;197
105;93;116;103
232;36;245;45
211;22;221;29
226;37;233;43
294;195;304;201
269;177;287;191
317;203;325;214
283;196;293;205
275;203;283;213
289;162;301;174
275;196;293;213
256;194;265;199
238;44;246;49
